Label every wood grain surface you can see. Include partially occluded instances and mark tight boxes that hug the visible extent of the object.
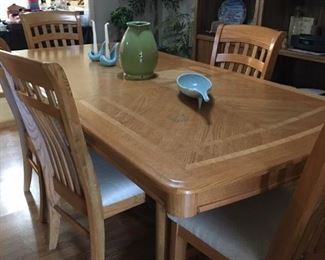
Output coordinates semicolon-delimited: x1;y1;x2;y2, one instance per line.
13;45;325;218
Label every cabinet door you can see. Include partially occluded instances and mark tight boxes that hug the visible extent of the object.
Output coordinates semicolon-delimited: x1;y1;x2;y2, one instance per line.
196;38;214;64
194;0;264;64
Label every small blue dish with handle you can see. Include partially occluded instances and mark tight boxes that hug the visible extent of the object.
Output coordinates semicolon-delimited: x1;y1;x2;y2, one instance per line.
176;72;212;109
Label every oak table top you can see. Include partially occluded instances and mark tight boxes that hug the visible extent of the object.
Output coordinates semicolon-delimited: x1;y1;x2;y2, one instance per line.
13;45;325;218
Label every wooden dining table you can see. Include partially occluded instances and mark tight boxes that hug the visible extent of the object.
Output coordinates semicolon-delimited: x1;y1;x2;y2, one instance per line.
13;44;325;259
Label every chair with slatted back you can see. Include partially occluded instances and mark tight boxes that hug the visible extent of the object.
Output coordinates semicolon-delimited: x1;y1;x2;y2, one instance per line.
0;50;145;259
0;37;46;222
210;24;286;80
20;11;84;49
169;123;325;260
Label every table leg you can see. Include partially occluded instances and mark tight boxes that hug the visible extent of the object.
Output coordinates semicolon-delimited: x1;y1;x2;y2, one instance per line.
156;202;167;260
170;222;187;260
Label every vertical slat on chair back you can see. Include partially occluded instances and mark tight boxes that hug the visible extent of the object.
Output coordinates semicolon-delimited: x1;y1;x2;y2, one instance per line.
0;38;10;97
210;25;285;80
0;51;101;216
268;124;325;259
20;11;84;49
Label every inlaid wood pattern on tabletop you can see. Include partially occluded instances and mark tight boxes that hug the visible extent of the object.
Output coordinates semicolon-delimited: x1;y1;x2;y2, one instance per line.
0;128;208;260
13;45;325;219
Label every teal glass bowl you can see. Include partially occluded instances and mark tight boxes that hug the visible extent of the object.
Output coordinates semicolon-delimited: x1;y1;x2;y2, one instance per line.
176;73;212;102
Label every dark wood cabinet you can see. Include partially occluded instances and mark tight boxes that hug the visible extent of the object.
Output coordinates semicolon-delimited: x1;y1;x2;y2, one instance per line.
193;0;263;64
193;0;325;90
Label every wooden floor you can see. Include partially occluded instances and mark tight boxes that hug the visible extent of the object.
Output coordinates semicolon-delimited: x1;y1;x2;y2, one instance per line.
0;127;157;259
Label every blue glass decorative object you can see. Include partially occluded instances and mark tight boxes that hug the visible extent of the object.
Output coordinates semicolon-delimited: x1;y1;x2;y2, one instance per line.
176;72;212;109
88;41;105;61
218;0;246;24
99;43;119;67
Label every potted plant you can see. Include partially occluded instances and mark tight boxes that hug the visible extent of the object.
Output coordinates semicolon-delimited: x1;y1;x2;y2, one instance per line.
126;0;192;57
110;7;133;40
160;12;192;58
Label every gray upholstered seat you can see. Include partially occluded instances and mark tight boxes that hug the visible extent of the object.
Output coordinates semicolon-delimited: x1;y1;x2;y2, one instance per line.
300;88;325;95
90;149;144;207
169;188;292;260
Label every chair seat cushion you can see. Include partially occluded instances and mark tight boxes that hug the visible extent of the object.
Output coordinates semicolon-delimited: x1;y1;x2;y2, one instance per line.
169;188;292;260
90;149;144;208
300;88;325;95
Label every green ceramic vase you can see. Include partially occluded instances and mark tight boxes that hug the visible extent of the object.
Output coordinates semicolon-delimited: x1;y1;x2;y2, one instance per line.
119;21;158;80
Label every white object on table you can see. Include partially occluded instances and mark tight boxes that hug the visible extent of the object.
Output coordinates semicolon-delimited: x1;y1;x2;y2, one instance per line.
90;20;98;53
104;22;110;58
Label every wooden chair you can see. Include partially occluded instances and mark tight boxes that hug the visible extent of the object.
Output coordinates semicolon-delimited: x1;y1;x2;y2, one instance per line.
20;11;84;49
0;50;145;259
169;124;325;260
210;24;286;80
0;38;9;98
0;38;46;222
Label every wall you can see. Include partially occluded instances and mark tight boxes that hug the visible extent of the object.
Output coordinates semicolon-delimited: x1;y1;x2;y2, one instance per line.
89;0;123;42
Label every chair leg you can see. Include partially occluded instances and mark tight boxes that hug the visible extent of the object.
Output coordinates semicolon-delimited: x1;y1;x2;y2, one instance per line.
156;202;167;260
89;218;105;260
23;149;33;192
38;168;47;223
49;206;61;250
170;222;187;260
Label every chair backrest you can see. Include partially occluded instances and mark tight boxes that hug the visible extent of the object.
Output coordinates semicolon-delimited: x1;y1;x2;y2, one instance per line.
0;38;28;161
20;11;84;49
0;38;10;97
0;39;22;123
0;50;102;220
0;38;28;147
210;24;285;80
0;49;59;213
268;124;325;259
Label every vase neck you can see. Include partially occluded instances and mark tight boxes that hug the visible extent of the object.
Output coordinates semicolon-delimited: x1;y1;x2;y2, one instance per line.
127;21;151;31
